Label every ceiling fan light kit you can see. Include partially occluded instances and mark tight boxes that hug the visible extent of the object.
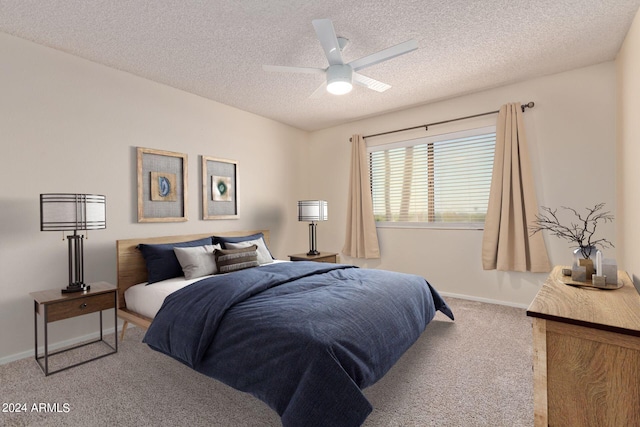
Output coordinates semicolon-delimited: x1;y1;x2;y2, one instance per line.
263;19;417;97
326;65;353;95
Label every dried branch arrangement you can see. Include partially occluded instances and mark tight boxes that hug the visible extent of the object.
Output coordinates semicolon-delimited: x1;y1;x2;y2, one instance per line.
529;203;614;258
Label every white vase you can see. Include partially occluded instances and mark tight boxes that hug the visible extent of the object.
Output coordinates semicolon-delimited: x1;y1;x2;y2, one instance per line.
572;246;598;264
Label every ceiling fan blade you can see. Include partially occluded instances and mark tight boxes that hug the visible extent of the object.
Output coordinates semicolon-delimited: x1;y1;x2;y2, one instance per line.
353;72;391;92
262;65;325;74
348;39;418;72
312;19;344;66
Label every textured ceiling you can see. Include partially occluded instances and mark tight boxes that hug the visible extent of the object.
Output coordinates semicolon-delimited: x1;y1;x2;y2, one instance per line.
1;0;639;131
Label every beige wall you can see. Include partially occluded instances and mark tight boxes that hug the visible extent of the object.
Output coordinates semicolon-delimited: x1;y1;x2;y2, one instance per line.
0;33;308;361
306;62;617;307
0;29;624;362
616;9;640;285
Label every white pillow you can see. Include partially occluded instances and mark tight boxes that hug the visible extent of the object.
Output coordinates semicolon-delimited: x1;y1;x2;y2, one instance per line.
225;238;274;265
173;244;221;279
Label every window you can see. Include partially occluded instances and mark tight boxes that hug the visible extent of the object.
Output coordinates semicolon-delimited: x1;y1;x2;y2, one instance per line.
368;126;496;228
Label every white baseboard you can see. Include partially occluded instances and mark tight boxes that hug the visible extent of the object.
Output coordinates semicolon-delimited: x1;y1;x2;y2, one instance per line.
0;326;122;366
439;291;529;309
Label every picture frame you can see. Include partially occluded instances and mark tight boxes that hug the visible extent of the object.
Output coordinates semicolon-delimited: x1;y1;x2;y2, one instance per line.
201;156;238;220
137;147;188;222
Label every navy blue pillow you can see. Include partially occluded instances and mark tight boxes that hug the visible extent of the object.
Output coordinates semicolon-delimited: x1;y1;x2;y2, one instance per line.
138;237;213;284
212;232;274;259
212;232;263;246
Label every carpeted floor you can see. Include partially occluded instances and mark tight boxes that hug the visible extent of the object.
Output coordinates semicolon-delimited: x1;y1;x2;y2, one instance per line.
0;297;533;426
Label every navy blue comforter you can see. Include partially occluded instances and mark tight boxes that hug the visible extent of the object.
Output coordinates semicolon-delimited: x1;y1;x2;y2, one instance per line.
143;262;453;427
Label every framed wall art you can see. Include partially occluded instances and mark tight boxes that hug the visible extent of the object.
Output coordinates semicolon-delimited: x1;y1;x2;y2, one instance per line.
202;156;238;220
137;147;188;222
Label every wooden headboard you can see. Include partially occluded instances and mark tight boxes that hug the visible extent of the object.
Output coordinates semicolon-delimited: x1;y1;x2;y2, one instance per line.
116;230;270;309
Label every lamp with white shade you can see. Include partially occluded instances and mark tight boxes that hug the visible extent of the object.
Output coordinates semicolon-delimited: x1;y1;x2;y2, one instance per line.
40;193;106;293
298;200;328;256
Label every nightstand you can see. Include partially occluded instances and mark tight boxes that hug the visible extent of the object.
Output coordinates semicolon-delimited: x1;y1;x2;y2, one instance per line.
30;282;118;376
288;252;338;263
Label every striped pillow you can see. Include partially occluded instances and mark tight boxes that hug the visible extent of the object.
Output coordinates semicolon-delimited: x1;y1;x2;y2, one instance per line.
214;245;259;274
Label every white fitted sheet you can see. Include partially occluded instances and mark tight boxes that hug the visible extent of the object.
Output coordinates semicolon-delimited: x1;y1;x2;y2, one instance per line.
125;260;288;319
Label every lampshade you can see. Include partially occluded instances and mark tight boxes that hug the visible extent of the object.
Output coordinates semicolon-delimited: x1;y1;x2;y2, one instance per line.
40;194;106;231
326;65;353;95
40;193;106;292
298;200;328;222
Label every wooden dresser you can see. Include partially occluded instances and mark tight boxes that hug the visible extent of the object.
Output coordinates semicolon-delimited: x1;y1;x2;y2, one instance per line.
527;266;640;426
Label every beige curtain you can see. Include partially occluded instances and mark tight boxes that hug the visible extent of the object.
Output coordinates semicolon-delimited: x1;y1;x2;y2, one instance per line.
343;134;381;259
482;103;551;272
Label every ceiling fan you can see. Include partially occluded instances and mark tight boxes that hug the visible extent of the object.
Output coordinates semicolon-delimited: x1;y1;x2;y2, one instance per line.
263;19;418;96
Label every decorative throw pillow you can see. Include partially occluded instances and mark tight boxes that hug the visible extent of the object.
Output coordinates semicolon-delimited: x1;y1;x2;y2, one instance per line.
214;245;259;274
225;238;274;265
173;244;221;280
138;237;213;284
212;233;275;260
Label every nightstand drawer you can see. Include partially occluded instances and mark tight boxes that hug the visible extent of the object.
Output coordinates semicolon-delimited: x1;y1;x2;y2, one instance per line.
46;292;115;322
311;255;337;263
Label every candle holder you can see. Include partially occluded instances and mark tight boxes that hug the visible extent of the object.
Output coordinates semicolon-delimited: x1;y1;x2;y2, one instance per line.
592;274;607;287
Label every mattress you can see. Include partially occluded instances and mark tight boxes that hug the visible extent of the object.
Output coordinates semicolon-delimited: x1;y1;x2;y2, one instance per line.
125;259;288;319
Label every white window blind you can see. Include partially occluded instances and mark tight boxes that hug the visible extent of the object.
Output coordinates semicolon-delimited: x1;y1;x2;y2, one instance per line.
368;126;496;228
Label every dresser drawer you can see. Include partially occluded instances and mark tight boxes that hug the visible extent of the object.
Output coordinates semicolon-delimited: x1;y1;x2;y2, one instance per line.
46;292;115;322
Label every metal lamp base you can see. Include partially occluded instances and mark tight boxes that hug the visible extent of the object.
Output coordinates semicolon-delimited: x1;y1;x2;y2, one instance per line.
307;222;321;256
61;233;88;294
62;283;91;294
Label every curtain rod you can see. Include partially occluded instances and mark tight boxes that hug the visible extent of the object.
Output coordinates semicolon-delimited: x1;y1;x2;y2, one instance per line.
352;101;535;141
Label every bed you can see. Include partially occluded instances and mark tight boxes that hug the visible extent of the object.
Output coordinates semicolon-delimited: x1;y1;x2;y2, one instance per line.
116;230;454;427
116;230;272;336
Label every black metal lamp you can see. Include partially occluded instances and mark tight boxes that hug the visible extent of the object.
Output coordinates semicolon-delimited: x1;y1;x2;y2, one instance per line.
298;200;328;256
40;194;106;293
